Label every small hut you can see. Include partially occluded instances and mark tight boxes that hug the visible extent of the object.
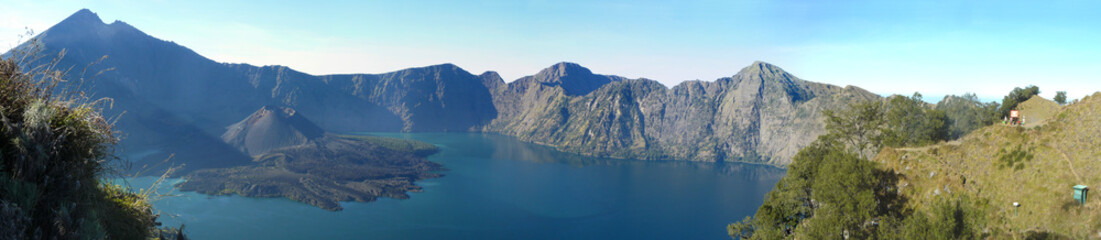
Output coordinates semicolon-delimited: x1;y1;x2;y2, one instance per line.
1073;185;1089;205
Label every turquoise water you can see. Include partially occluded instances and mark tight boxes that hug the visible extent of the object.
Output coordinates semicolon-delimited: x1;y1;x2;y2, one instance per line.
124;133;784;239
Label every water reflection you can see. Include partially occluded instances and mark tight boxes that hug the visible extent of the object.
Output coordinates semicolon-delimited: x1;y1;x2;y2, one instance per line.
365;132;786;183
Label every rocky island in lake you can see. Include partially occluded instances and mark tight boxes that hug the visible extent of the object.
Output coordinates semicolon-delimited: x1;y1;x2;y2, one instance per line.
176;106;443;211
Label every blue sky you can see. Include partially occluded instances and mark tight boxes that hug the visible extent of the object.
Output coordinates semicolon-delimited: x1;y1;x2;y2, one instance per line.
3;0;1100;102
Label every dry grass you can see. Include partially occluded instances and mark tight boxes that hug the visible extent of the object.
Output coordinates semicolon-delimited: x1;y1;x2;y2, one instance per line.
1;38;178;239
1018;96;1060;128
875;93;1101;238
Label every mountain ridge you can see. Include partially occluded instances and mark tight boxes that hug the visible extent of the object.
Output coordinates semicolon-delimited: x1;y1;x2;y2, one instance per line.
11;9;883;166
486;61;880;164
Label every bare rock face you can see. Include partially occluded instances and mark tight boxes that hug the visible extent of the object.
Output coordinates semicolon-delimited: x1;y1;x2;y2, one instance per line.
222;106;325;156
486;61;881;165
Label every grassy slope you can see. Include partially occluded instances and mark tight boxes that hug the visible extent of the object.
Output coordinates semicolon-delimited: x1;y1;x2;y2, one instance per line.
1018;95;1060;128
875;94;1101;237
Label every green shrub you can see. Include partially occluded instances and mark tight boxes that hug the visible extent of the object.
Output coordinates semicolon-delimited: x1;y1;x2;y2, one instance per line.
1;51;169;239
996;145;1033;171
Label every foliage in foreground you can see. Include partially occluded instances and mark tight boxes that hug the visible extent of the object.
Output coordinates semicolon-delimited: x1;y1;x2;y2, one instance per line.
821;93;951;159
730;93;991;239
726;135;978;239
729;86;1085;239
0;54;178;239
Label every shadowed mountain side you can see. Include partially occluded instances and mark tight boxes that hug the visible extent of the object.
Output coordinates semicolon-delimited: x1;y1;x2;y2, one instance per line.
225;64;405;132
14;9;885;167
33;9;268;134
88;70;251;176
9;9;494;175
317;63;499;132
114;100;252;176
23;9;498;135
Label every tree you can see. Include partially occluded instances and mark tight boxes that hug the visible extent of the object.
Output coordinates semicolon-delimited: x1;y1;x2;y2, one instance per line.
797;148;879;239
727;216;754;240
729;138;844;239
823;101;885;159
729;135;907;239
881;93;949;147
936;93;999;140
1054;91;1067;105
881;195;985;239
732;93;963;239
821;93;950;157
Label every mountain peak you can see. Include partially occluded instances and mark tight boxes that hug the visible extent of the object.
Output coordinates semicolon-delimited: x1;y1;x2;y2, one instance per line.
736;61;795;81
39;8;147;46
56;9;105;29
391;63;472;76
222;106;326;156
259;105;303;119
427;63;459;69
747;61;784;73
543;62;593;76
478;71;505;89
524;62;618;95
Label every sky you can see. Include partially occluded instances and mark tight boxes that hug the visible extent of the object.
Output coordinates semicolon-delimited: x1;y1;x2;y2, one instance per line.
2;0;1100;102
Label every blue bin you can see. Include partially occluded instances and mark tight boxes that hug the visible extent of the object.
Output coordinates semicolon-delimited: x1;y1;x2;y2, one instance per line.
1074;185;1088;205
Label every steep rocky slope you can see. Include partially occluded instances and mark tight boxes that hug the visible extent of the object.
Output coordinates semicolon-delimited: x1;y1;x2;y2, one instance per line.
14;9;884;166
488;61;880;165
15;9;495;172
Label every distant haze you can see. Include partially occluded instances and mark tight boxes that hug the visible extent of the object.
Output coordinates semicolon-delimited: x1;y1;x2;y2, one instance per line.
3;1;1100;101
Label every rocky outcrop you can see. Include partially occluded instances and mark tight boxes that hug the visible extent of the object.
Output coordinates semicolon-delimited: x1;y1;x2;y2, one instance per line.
486;61;880;165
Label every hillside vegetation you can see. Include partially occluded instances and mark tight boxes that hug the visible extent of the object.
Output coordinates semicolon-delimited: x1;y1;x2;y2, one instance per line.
876;93;1099;237
0;56;179;239
1016;96;1059;128
728;86;1101;239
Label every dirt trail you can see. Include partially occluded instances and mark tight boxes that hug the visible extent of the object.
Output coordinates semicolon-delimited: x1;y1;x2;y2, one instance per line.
896;139;962;152
1050;143;1083;182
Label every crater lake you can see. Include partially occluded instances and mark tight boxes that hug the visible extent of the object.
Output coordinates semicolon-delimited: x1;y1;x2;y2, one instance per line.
124;133;784;239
